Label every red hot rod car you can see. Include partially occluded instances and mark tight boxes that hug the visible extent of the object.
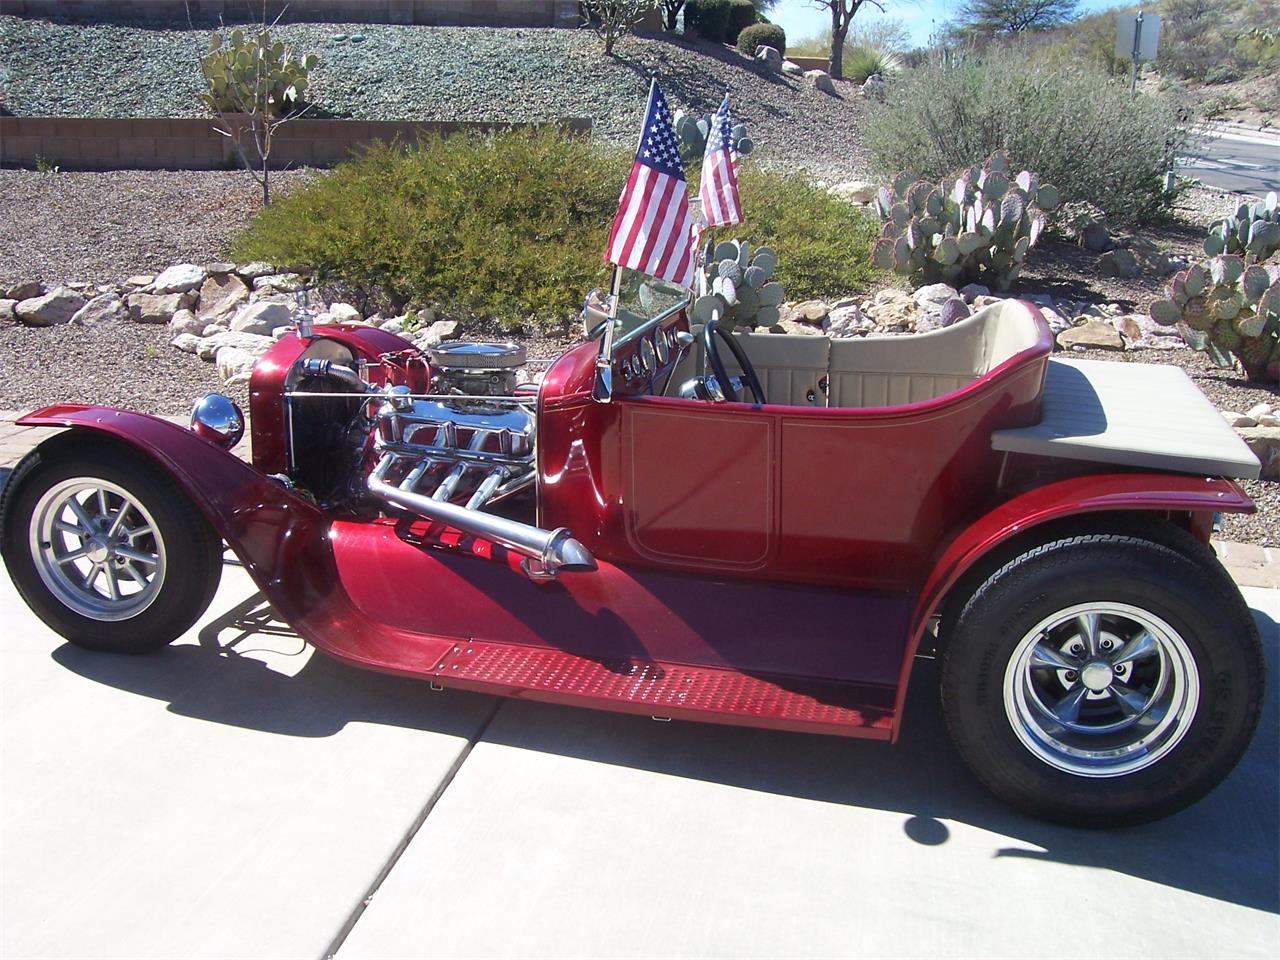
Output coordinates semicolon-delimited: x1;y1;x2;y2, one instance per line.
0;280;1266;826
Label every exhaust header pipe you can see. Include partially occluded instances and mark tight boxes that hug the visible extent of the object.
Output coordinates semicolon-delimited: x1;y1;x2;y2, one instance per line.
367;455;595;579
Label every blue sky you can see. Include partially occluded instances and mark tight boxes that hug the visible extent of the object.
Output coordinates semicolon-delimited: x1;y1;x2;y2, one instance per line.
767;0;1139;50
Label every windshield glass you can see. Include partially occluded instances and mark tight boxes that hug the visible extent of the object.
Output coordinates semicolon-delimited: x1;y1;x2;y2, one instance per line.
610;269;690;351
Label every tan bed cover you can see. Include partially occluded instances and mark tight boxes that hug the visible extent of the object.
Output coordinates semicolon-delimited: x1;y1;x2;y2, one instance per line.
991;358;1261;480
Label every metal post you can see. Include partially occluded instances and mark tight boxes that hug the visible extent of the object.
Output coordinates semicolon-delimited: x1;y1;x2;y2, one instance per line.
594;263;623;402
1130;10;1144;96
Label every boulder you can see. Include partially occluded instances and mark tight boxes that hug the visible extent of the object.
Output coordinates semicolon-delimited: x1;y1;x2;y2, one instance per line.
1097;249;1140;279
202;322;229;337
824;303;868;338
170;333;202;354
196;273;251;322
1222;411;1257;428
252;273;307;293
804;69;836;94
197;331;276;362
127;291;186;324
216;346;259;382
152;263;207;295
70;293;126;326
419;319;461;347
328;302;362;324
828;180;877;204
204;261;236;275
16;287;85;326
380;316;405;334
781;59;804;77
168;308;204;337
959;283;990;303
865;288;916;331
236;261;277;280
6;281;42;300
1037;306;1071;336
1236;426;1280;480
770;318;823;336
231;300;294;335
972;295;1004;310
124;274;154;289
755;46;782;72
1246;401;1274;421
1058;201;1111;252
0;299;17;323
913;283;959;309
789;299;830;324
860;74;887;101
1056;319;1124;351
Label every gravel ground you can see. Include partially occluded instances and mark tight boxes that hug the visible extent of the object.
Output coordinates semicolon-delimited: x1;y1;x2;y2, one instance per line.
0;168;313;287
0;18;872;181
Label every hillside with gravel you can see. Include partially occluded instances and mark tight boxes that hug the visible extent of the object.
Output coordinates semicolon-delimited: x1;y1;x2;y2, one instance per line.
0;17;872;180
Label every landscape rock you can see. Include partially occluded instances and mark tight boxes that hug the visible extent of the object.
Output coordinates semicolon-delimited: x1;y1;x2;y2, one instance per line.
419;319;461;347
127;291;186;324
6;281;43;301
204;261;236;275
804;69;836;94
1058;201;1111;252
124;274;154;289
828;180;877;204
824;303;868;338
197;331;276;362
1056;319;1124;351
152;263;207;295
216;346;259;383
1110;314;1144;343
972;295;1004;310
168;308;204;337
1222;411;1257;428
0;299;17;323
860;74;887;101
236;261;277;280
770;318;823;336
1038;306;1071;336
755;46;782;72
170;333;202;354
70;293;126;326
202;322;229;337
959;283;990;303
252;273;307;294
1246;402;1274;421
16;286;85;326
914;283;959;308
781;59;804;77
789;299;830;324
195;273;250;322
328;302;362;324
379;316;406;333
864;288;915;331
1236;426;1280;480
1097;249;1141;279
231;300;294;335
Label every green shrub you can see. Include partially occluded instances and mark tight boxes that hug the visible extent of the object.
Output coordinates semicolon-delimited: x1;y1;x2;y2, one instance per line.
725;0;759;44
736;22;786;57
684;0;733;43
230;131;878;331
865;46;1188;224
841;44;900;82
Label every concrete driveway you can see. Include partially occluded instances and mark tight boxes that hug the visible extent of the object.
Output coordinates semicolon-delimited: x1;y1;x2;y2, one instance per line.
2;558;1276;959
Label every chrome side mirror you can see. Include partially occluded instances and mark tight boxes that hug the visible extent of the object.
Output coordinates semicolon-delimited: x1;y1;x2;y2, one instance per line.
189;392;245;450
582;287;612;341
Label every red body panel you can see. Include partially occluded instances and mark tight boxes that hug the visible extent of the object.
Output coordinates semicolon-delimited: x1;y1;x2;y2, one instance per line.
13;302;1255;741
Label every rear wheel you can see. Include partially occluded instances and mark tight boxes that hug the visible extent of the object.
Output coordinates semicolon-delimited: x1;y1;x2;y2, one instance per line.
941;531;1263;826
2;441;223;653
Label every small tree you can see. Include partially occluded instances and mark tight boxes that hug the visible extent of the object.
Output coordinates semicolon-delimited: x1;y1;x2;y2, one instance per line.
198;22;317;206
953;0;1081;36
582;0;655;55
808;0;887;80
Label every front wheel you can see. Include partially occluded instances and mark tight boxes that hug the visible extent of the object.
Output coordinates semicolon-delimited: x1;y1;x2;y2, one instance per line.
941;531;1264;826
2;440;223;654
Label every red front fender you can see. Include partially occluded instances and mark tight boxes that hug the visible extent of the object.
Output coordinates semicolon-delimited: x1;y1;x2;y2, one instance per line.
891;471;1253;738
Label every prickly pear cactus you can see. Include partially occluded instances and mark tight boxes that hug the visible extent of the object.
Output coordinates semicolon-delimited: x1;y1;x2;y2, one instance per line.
1149;255;1280;382
692;239;782;332
1204;191;1280;264
870;151;1058;291
673;110;754;165
200;28;318;115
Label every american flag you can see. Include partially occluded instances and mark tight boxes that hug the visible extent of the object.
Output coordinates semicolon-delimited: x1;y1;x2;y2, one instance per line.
699;92;742;228
604;79;696;288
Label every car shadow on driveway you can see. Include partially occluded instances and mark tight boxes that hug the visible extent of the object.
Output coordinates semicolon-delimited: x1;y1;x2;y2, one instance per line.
50;590;1279;916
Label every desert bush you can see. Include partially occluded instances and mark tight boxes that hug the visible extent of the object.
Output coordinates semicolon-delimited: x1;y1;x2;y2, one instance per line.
684;0;733;43
1157;0;1243;81
231;131;877;330
865;46;1188;224
736;23;785;57
725;0;760;44
841;45;901;82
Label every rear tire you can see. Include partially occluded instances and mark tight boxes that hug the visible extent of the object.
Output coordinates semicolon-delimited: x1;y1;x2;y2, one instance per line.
2;441;223;654
941;531;1263;826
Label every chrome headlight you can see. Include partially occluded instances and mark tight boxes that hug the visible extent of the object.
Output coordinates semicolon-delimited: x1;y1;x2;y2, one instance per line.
189;392;245;450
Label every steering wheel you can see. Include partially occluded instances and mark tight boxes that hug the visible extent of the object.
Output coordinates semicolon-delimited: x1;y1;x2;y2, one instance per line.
703;318;766;404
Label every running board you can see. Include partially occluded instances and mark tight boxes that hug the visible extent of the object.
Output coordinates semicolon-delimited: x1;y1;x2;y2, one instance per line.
430;639;896;739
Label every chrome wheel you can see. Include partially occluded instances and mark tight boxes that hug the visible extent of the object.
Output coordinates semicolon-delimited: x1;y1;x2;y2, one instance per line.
29;477;168;622
1003;602;1199;778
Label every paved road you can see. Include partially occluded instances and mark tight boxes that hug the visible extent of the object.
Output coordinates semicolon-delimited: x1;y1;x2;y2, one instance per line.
1179;126;1280;195
2;559;1277;959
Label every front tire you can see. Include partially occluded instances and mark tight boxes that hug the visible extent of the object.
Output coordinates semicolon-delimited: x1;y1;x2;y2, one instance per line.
2;440;223;654
941;531;1264;826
